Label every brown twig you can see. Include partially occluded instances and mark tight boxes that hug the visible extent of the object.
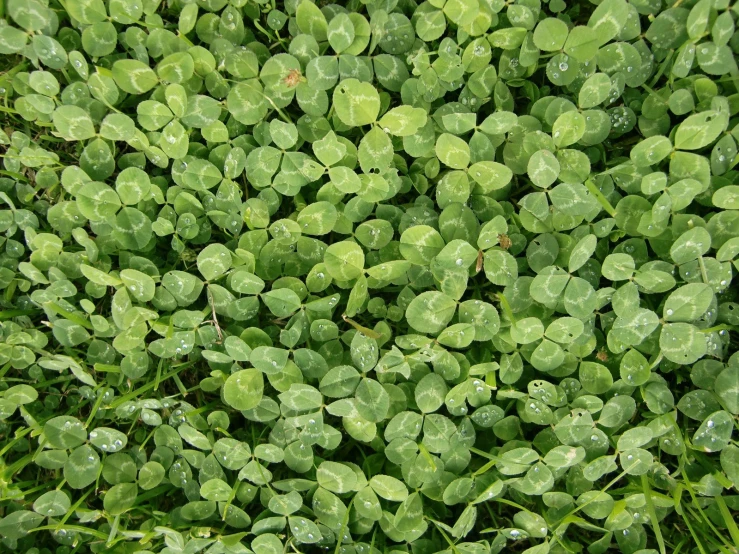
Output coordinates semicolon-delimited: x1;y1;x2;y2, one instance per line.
206;287;223;343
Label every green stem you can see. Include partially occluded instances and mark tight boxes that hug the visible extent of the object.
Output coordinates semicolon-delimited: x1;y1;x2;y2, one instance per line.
585;179;617;217
496;292;516;324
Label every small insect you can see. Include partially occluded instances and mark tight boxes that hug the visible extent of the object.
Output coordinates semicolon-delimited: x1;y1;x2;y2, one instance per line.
498;234;512;250
596;349;609;362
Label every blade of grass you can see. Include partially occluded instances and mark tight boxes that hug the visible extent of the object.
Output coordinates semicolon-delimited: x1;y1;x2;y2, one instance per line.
641;474;666;554
681;510;708;554
714;495;739;549
681;467;735;549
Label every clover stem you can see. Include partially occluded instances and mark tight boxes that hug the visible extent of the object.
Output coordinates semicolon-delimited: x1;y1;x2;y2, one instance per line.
584;178;616;217
207;286;223;342
696;256;710;284
648;49;674;88
264;94;293;124
333;494;355;554
495;292;516;324
699;324;734;334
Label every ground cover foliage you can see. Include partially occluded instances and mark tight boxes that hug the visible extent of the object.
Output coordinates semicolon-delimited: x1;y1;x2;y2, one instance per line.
1;0;739;552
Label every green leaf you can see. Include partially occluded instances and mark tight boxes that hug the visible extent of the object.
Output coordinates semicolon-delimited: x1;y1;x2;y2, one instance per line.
436;133;471;169
262;288;302;317
296;0;328;41
355;378;390;422
587;0;629;46
579;73;611;108
324;241;365;280
663;283;714;321
370;474;408;501
379;106;428;136
693;411;733;452
674;111;726;150
197;244;232;281
579;362;613;394
528;150;560;189
670;227;711;264
112;59;159;94
564;26;600;61
103;483;138;515
224;369;264;411
316;461;358;493
44;416;87;449
333;79;380;127
406;291;457;334
534;18;569;52
52;106;96;141
33;490;71;517
620;349;651;386
359;127;393;173
327;13;355;53
227;81;268;126
630;135;673;167
660;322;707;364
553;111;586;147
64;445;100;489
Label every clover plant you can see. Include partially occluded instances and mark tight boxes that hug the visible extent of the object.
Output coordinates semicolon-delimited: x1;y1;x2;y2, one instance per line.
0;0;738;553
